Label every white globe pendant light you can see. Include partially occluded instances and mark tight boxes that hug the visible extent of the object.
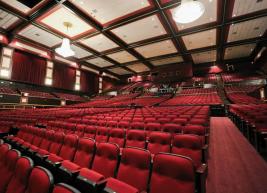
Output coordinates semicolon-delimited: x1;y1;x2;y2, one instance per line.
173;0;205;24
55;22;75;58
55;38;75;58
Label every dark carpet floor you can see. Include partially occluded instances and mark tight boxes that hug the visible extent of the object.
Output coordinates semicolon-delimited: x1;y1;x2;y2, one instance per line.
206;117;267;193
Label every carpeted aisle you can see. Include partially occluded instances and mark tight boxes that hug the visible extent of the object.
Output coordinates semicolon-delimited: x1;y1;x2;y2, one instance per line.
206;117;267;193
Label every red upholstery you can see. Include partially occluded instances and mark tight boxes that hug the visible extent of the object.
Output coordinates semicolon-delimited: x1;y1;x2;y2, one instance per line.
183;125;206;144
130;122;145;130
61;138;95;171
108;128;126;148
162;123;182;134
25;166;54;193
117;121;130;129
52;183;81;193
92;143;120;178
83;126;96;139
37;130;54;153
147;132;172;155
145;122;161;132
78;168;105;182
74;124;85;137
126;130;146;149
0;143;11;165
5;157;33;193
105;178;138;193
149;153;195;193
48;134;78;163
0;149;21;193
106;148;151;192
48;132;65;155
95;127;109;143
172;134;203;168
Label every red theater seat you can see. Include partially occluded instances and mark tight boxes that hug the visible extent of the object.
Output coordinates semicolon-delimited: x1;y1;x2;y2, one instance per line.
5;157;34;193
162;123;182;134
95;127;109;143
60;137;95;173
172;134;204;168
126;130;147;149
108;128;126;148
47;134;78;164
83;126;96;139
130;122;145;130
0;149;21;193
105;148;151;193
149;153;195;193
25;166;54;193
147;132;172;155
145;122;161;132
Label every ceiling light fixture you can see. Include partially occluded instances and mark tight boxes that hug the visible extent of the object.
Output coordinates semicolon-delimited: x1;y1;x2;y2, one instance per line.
55;22;75;57
173;0;205;24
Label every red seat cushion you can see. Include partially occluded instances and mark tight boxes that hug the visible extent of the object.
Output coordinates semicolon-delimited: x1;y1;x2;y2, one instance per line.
106;178;139;193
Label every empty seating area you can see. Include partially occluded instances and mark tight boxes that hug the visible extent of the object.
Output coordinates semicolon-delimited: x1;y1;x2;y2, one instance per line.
180;88;217;95
161;94;222;105
54;93;86;101
229;104;267;152
221;73;265;83
0;86;19;95
2;121;206;193
227;93;263;104
19;89;55;99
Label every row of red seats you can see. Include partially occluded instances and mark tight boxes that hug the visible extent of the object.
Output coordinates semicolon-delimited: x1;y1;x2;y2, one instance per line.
224;85;261;93
19;89;55;99
0;141;81;193
4;128;204;193
227;93;263;104
0;86;18;95
229;104;267;152
160;94;222;105
180;88;217;95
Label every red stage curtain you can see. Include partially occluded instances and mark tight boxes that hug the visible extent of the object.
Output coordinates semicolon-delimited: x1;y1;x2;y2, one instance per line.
81;70;99;94
11;50;46;85
53;62;76;90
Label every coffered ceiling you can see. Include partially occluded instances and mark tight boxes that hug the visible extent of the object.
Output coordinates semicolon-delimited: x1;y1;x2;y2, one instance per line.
0;0;266;78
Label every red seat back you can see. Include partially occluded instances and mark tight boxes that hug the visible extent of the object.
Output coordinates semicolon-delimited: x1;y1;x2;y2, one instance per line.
150;153;195;193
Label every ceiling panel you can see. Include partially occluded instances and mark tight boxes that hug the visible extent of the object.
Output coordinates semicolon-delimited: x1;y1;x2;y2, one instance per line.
182;29;217;50
0;0;43;13
134;40;177;58
224;43;256;60
227;17;267;42
108;67;132;75
86;57;114;68
192;50;217;64
38;6;93;38
232;0;267;17
106;51;137;63
80;34;119;52
18;24;62;47
111;15;167;44
170;0;217;30
127;62;150;73
71;45;92;59
69;0;151;24
150;55;183;66
0;9;20;29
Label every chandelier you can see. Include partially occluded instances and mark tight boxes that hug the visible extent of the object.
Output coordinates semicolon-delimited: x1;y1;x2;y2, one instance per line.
55;22;75;57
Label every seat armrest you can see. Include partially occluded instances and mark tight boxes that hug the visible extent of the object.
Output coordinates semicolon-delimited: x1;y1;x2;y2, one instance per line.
196;164;208;175
202;144;209;163
28;149;37;155
36;153;49;160
196;164;208;193
53;162;61;167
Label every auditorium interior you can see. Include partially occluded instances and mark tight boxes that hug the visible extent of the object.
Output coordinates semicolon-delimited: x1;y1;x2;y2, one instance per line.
0;0;267;193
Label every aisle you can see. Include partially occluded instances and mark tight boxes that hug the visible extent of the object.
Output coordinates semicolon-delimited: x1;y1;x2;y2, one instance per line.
206;117;267;193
